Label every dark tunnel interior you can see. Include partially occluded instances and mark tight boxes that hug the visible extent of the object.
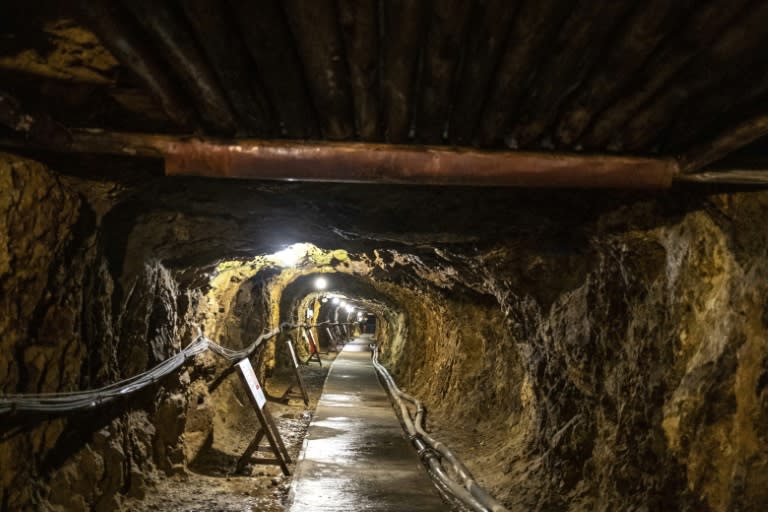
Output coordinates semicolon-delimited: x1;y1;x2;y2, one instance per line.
2;2;768;511
3;158;768;511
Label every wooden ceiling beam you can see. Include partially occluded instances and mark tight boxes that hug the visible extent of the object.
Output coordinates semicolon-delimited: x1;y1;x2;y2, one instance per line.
381;0;428;143
74;0;198;130
229;0;318;139
476;0;571;147
662;64;768;152
581;0;751;149
338;0;380;141
679;114;768;174
449;0;518;145
619;3;768;152
414;0;473;144
180;0;274;135
553;0;689;147
283;0;355;140
510;0;631;149
121;0;238;133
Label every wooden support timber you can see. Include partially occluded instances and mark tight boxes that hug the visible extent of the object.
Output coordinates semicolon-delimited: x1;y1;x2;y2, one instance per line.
679;114;768;174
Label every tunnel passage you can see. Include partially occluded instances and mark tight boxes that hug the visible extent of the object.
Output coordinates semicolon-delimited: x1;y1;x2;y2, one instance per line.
2;152;768;511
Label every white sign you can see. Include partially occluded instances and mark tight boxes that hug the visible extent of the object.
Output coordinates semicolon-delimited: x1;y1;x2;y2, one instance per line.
236;358;267;409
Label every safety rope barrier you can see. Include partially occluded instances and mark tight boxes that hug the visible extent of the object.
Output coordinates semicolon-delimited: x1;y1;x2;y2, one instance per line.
372;345;510;512
0;320;356;415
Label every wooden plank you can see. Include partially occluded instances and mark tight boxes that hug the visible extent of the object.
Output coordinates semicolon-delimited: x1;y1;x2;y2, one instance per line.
236;429;265;474
281;339;310;406
121;0;237;133
553;0;690;146
262;406;292;464
283;0;354;140
581;0;751;149
619;3;768;152
676;169;768;185
510;0;632;149
303;327;322;366
229;0;318;138
381;0;428;143
475;0;571;146
679;114;768;174
325;326;339;353
73;0;198;130
414;0;473;144
179;0;274;135
662;63;768;152
449;0;518;145
337;0;380;140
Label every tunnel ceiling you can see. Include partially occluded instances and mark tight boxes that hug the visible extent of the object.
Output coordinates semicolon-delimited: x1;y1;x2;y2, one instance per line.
103;176;655;272
2;1;768;183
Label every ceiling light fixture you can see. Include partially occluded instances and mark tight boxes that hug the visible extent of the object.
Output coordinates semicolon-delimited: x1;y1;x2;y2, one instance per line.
271;244;305;267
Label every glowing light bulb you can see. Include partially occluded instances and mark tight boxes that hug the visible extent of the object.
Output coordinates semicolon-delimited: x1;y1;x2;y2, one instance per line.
331;297;340;305
314;277;328;290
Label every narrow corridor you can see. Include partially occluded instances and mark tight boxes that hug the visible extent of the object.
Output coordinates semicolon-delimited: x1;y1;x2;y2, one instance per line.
289;335;445;511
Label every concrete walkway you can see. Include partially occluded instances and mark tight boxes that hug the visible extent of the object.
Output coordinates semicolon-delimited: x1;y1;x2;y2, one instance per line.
288;335;445;511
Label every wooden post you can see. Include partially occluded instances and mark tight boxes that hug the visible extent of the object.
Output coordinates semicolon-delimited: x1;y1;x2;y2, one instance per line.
325;326;338;353
302;327;322;366
280;338;310;406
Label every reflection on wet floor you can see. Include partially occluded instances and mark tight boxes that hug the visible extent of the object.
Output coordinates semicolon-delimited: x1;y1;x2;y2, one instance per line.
288;336;445;511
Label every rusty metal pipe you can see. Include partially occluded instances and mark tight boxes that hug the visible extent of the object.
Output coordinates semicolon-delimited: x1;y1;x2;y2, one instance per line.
164;138;677;188
0;129;678;188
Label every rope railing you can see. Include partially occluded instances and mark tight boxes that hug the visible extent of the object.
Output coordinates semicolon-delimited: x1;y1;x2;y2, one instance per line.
0;319;364;415
0;322;322;415
372;345;510;512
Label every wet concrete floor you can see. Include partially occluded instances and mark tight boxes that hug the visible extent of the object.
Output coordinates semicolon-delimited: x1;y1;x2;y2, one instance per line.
288;335;446;511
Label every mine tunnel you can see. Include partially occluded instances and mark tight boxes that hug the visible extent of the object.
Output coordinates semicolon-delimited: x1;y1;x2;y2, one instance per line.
2;1;768;511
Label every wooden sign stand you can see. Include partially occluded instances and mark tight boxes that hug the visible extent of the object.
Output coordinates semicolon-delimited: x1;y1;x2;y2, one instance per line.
280;338;310;406
302;326;322;366
234;358;292;476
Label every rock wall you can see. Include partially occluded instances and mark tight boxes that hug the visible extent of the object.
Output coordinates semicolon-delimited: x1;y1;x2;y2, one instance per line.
381;193;768;512
0;154;207;511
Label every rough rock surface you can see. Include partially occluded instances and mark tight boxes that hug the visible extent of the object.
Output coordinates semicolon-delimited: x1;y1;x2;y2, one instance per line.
0;154;207;510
